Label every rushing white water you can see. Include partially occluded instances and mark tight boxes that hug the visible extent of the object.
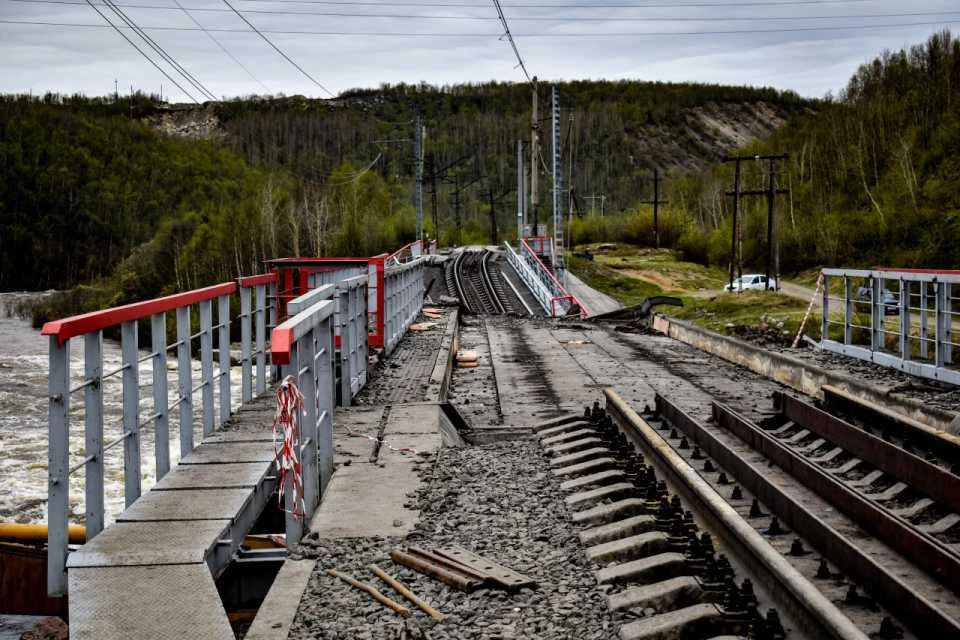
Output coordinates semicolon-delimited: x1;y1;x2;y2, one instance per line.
0;293;245;527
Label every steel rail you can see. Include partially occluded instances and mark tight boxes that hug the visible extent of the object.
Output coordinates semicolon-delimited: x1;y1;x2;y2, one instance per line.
654;393;960;638
480;251;506;314
773;391;960;513
821;385;960;465
603;389;868;640
712;400;960;595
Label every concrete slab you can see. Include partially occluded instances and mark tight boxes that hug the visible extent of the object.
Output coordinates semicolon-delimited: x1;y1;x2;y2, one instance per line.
179;441;276;464
245;560;317;640
68;565;234;640
565;271;622;317
308;462;422;538
117;488;253;522
67;520;229;567
153;462;270;490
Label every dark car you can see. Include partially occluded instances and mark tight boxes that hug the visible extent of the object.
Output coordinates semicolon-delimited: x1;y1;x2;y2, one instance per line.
854;286;900;315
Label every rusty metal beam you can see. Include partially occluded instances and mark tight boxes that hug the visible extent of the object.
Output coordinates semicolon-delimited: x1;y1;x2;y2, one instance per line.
712;401;960;596
774;392;960;514
656;395;960;638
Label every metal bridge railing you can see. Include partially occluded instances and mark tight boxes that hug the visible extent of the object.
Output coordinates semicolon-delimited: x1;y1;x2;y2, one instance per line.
504;239;587;317
336;275;369;406
383;258;426;355
821;267;960;385
41;281;242;596
270;296;336;546
238;273;278;403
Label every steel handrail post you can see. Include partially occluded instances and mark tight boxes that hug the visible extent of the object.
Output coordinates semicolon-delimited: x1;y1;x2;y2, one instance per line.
199;299;215;436
299;332;318;520
240;286;252;403
121;321;141;508
318;314;335;492
47;336;70;596
83;332;104;541
256;284;267;394
821;272;829;345
338;287;351;407
218;294;231;426
285;343;302;546
176;306;193;456
151;313;170;480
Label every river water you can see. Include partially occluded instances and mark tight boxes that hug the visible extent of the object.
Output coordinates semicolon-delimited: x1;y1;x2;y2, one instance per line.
0;293;244;527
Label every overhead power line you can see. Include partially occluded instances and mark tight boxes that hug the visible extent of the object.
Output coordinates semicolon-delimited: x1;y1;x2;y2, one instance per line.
221;0;334;97
171;0;271;92
79;0;200;102
98;0;218;100
491;0;532;83
5;17;959;36
15;1;960;22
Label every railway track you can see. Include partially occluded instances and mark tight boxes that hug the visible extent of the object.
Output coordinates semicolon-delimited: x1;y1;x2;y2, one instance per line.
537;390;879;640
650;391;960;639
448;249;525;315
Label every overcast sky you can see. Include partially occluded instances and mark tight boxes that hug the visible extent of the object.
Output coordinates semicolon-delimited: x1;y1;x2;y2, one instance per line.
1;0;958;102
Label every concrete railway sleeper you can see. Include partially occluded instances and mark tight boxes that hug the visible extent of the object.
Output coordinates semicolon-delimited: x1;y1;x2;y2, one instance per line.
653;392;960;639
534;393;869;640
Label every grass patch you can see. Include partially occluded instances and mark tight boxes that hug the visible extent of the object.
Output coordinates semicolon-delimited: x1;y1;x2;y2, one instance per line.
577;244;727;293
671;291;819;341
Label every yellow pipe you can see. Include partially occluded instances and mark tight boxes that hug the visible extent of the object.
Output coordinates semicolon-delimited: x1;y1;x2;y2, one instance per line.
0;523;86;545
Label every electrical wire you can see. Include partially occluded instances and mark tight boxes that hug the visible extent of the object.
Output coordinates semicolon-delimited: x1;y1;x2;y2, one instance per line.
221;0;334;97
4;17;958;35
171;0;271;92
492;0;532;83
98;0;218;99
79;0;200;102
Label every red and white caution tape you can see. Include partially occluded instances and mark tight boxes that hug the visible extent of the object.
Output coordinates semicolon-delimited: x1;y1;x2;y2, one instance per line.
792;272;825;348
273;375;306;519
348;431;419;456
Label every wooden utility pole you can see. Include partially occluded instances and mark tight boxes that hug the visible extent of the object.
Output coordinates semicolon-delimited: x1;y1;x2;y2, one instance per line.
638;168;668;249
722;154;789;291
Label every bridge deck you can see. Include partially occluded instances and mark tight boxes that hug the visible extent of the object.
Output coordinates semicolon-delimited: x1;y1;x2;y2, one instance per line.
66;394;278;640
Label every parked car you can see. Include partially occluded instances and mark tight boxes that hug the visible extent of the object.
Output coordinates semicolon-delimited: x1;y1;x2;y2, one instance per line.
724;274;778;292
854;286;900;315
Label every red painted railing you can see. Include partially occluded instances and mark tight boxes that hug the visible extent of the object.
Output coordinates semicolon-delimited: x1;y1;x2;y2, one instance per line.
41;282;237;345
519;238;589;318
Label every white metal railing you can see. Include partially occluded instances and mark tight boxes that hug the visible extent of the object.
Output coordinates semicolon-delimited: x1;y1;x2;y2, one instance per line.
41;281;240;596
336;275;369;405
238;273;278;403
504;240;586;317
821;267;960;385
383;258;426;355
270;297;336;546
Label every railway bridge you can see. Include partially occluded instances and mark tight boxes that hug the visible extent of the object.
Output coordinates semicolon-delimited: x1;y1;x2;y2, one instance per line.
8;241;960;640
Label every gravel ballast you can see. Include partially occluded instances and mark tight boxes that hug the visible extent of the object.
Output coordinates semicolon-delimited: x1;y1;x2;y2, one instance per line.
289;439;617;640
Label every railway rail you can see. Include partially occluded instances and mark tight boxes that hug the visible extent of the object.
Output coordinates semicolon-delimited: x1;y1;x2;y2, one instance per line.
650;391;960;639
448;249;525;315
537;390;877;640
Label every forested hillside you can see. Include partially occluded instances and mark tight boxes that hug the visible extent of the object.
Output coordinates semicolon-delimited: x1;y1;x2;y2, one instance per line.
0;78;802;300
660;31;960;274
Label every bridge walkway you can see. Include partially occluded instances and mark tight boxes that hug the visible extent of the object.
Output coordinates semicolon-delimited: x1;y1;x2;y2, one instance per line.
66;393;278;640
